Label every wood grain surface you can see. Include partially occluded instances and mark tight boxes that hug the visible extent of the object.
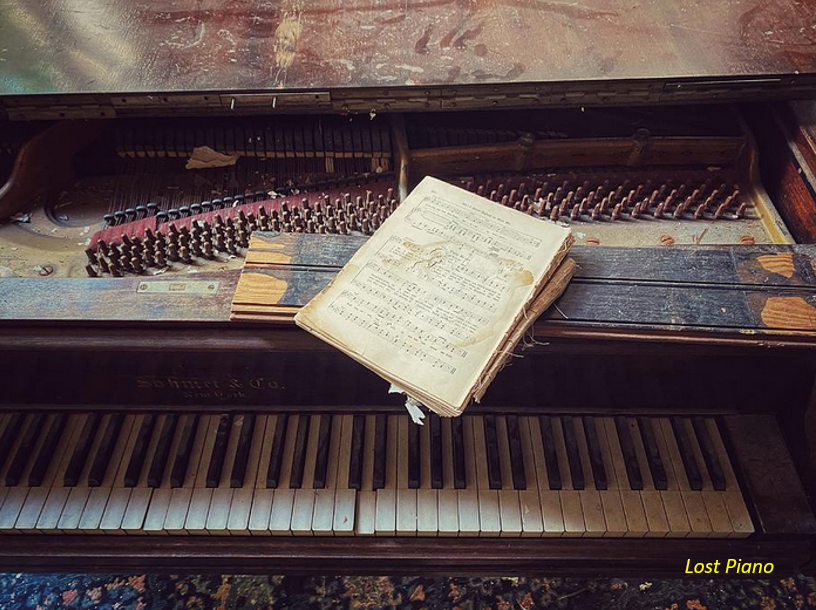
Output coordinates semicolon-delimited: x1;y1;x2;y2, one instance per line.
1;0;816;106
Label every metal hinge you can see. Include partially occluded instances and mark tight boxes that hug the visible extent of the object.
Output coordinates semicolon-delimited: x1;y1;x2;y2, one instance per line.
5;104;117;120
220;92;331;109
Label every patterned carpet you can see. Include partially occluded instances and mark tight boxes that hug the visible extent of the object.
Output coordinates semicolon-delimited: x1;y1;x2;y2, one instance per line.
1;574;815;610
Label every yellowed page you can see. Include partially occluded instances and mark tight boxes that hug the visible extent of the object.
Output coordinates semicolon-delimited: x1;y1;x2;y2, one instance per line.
295;176;572;413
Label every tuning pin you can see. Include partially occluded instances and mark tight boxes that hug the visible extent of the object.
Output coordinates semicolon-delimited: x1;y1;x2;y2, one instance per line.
653;201;665;218
714;202;728;219
591;202;601;220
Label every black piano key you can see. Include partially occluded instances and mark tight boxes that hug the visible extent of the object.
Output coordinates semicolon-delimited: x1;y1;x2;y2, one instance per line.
347;414;365;490
147;415;178;488
452;416;467;489
65;414;102;487
408;420;421;489
87;413;124;487
6;414;44;486
538;416;561;490
206;414;233;488
372;415;388;490
28;414;68;487
505;415;526;490
692;417;726;491
230;414;257;488
124;414;156;488
0;414;24;472
483;415;502;490
614;416;643;490
560;416;584;490
170;415;199;488
266;414;289;489
288;415;311;489
429;414;444;489
311;415;332;489
582;416;607;490
637;417;668;490
671;417;703;491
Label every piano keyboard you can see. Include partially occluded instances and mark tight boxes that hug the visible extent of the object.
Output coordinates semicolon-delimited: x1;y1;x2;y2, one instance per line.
0;412;754;538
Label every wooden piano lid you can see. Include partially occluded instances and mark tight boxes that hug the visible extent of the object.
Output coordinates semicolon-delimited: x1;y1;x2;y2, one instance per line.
1;0;816;115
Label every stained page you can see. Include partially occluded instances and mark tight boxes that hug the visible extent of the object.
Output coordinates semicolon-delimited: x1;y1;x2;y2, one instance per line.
295;176;572;414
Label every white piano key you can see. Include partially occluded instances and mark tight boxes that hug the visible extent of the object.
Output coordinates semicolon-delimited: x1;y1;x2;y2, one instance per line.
396;416;416;537
122;487;153;533
99;413;151;534
355;414;377;536
165;414;214;535
416;420;438;536
496;416;522;537
60;414;121;533
375;414;399;536
550;417;584;537
246;415;276;536
120;413;174;535
0;414;41;531
517;417;543;537
332;415;356;536
703;419;753;537
99;488;131;534
312;414;343;535
651;417;691;538
681;418;733;537
292;415;322;535
144;414;189;535
526;417;564;536
571;418;606;538
143;488;172;535
34;416;83;532
602;417;649;538
184;414;221;534
457;416;480;537
269;414;300;535
473;416;500;537
657;418;712;537
78;415;138;533
592;417;629;537
16;414;74;532
437;417;458;537
628;418;669;538
228;415;270;536
206;415;245;536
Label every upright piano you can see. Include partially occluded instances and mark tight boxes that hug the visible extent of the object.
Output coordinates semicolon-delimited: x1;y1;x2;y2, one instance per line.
1;0;816;576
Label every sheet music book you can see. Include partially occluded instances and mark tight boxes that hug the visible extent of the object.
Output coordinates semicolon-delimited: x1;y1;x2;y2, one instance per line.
294;176;574;417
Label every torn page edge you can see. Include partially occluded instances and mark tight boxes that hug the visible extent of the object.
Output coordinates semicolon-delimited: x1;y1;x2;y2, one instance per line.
471;257;577;403
389;383;426;424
